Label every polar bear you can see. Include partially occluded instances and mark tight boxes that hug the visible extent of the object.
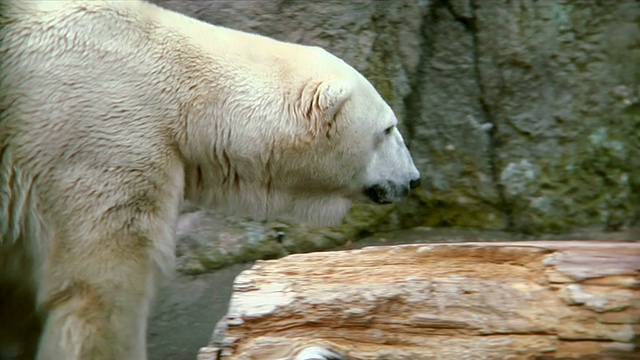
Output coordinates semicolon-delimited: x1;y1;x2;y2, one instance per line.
0;1;420;359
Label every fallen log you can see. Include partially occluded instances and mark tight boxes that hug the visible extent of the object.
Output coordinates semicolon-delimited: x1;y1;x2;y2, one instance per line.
198;241;640;360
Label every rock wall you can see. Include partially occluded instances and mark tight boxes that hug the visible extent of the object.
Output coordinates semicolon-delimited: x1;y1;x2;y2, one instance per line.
154;0;639;239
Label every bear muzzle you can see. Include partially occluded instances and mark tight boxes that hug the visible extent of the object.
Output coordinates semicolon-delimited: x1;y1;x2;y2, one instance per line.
363;177;421;204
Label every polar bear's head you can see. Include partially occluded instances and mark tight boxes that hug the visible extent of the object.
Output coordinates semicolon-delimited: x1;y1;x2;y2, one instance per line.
181;45;420;225
281;72;421;205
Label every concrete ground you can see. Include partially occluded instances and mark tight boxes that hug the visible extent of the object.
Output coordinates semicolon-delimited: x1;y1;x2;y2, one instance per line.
148;263;251;360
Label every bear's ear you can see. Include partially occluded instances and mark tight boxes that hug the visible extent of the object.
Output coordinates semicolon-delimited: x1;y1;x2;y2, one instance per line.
298;80;352;133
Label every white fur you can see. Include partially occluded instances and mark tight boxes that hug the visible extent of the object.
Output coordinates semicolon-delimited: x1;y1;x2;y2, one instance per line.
295;346;345;360
0;1;419;359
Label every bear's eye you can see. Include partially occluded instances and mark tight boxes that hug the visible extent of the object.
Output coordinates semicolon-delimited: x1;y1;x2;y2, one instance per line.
384;126;394;135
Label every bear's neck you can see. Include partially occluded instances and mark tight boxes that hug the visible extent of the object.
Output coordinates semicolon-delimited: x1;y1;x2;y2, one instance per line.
140;2;304;209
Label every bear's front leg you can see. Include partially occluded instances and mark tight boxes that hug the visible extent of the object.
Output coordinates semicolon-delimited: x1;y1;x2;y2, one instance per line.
36;233;163;360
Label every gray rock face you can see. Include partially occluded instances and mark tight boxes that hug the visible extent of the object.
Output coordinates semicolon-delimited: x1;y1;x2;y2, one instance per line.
152;0;639;256
474;1;640;232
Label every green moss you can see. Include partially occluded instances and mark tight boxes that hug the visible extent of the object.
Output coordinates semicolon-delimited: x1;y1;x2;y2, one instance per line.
235;240;286;263
196;252;231;273
392;191;506;230
508;106;640;233
180;259;207;276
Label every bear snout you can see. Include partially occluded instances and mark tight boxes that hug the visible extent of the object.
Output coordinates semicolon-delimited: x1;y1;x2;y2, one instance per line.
364;179;418;205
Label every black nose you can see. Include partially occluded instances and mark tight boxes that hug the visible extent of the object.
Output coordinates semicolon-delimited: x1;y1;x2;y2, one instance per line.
409;178;421;189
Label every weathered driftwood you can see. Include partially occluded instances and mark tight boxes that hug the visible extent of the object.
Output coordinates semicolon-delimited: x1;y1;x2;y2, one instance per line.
198;241;640;360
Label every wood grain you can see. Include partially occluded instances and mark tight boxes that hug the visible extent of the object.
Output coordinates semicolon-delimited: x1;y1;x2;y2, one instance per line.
199;241;640;360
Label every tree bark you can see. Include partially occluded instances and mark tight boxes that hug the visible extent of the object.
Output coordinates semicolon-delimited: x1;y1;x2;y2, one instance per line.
198;241;640;360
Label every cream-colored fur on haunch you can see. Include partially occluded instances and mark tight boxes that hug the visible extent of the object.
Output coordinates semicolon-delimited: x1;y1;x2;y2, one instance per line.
0;1;419;359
